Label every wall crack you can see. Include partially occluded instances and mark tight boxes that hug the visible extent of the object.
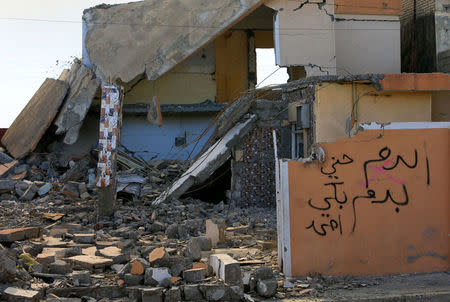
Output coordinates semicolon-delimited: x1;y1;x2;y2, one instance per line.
293;0;334;21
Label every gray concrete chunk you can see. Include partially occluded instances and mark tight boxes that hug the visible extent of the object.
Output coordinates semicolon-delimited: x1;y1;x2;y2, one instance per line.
3;287;40;302
210;254;242;285
54;60;99;145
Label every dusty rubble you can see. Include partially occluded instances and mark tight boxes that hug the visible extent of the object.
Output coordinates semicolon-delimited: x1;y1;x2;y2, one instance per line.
1;149;449;302
0;140;339;302
0;145;287;302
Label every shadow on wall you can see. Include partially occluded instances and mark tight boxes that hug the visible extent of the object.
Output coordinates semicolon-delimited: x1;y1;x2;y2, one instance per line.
61;111;216;161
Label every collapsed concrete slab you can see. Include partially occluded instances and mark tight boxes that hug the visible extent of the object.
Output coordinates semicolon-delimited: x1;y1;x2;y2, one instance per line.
82;0;264;82
152;115;256;206
54;59;100;145
1;79;69;158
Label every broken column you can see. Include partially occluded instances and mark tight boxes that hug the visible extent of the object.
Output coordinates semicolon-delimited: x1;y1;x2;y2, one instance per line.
96;85;124;217
54;59;100;145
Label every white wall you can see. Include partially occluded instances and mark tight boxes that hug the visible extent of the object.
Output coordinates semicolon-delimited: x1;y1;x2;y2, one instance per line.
335;15;401;75
267;0;336;76
266;0;401;76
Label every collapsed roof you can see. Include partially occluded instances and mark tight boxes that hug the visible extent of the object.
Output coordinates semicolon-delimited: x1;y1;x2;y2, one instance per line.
82;0;265;83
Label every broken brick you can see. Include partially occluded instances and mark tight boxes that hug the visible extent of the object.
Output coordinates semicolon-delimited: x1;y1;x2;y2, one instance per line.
148;247;167;265
66;255;113;270
130;259;145;275
0;227;41;242
205;219;225;247
73;233;96;244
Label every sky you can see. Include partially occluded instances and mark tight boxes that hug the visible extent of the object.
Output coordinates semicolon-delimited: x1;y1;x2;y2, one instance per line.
0;1;287;128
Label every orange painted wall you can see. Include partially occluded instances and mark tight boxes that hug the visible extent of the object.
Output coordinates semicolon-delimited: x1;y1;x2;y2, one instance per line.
335;0;402;15
288;128;449;276
215;30;248;103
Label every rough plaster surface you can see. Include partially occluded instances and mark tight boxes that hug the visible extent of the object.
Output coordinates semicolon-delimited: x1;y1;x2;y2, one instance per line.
266;0;336;76
83;0;263;83
54;60;99;145
335;15;401;75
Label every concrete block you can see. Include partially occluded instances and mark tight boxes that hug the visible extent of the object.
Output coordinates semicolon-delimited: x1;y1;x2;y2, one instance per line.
205;219;225;247
256;279;278;297
66;255;113;270
144;267;171;286
182;285;203;301
71;270;91;286
49;260;72;275
185;238;202;261
183;268;206;283
98;246;129;264
0;250;16;282
210;254;241;285
36;252;55;264
191;236;212;251
73;234;96;244
199;284;230;301
0;180;16;192
168;255;189;277
229;285;244;301
0;227;41;242
3;287;40;302
193;263;210;276
164;286;181;302
123;273;143;286
148;247;168;265
141;287;163;302
252;267;274;281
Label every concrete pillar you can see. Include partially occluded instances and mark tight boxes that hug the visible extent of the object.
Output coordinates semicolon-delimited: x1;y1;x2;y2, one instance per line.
96;85;124;217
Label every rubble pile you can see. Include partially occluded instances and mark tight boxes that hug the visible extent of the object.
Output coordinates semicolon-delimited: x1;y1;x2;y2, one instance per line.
0;146;188;205
0;143;293;302
0;183;298;302
0;146;441;302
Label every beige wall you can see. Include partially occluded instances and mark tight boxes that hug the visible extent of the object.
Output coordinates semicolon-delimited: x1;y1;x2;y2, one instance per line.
432;91;450;121
314;82;432;143
122;44;216;105
335;15;401;75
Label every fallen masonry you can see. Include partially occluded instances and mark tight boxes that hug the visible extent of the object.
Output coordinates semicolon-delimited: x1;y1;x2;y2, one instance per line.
0;72;449;301
0;165;288;301
1;179;449;302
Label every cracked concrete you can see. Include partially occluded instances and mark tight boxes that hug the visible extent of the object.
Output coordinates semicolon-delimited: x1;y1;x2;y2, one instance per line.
82;0;264;83
267;0;336;76
54;60;100;145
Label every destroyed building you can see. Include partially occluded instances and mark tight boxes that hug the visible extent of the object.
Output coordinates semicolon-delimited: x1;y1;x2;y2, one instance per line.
0;0;450;301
